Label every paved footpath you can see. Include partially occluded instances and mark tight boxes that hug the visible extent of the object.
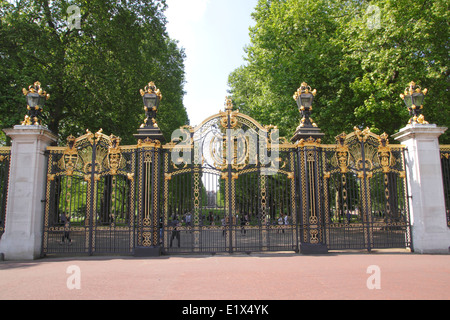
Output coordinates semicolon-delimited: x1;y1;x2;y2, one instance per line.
0;250;449;300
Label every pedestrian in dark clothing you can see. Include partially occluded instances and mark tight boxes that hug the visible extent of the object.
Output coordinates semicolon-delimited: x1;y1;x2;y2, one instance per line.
61;213;72;245
170;216;181;248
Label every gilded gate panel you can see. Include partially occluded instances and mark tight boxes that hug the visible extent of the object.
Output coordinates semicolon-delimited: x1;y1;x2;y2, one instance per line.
161;103;300;254
40;116;412;255
42;130;136;256
322;128;411;251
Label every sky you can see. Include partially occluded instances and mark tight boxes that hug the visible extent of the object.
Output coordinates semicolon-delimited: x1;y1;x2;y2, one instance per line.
164;0;258;127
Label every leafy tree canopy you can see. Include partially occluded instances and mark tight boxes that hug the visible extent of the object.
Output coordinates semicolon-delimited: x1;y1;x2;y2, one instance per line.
0;0;189;145
228;0;449;143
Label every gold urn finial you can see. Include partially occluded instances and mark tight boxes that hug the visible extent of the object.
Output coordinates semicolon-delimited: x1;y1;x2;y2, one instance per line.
140;81;162;128
293;82;318;128
400;81;428;125
140;81;162;100
293;82;317;101
21;81;50;125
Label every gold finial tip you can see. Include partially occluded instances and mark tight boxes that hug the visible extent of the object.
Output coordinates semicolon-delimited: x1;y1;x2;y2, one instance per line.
294;82;317;99
141;81;162;99
24;81;48;97
224;96;233;110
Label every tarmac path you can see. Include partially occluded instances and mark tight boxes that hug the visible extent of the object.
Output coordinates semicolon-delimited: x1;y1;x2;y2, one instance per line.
0;251;449;301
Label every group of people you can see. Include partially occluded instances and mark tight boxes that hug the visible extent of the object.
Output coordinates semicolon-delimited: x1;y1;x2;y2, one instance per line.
219;213;250;236
167;211;291;247
57;211;291;248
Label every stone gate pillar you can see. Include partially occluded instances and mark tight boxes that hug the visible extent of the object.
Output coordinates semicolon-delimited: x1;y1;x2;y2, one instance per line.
0;125;57;260
393;124;450;254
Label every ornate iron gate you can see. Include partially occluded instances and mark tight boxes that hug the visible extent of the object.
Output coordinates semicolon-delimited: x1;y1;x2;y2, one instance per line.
161;106;299;253
322;128;411;250
441;146;450;227
41;112;412;255
42;130;136;255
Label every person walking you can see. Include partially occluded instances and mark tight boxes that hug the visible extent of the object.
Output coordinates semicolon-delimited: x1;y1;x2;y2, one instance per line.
208;211;215;226
240;213;248;235
170;216;181;248
277;215;284;233
185;212;193;233
222;216;228;237
60;212;72;245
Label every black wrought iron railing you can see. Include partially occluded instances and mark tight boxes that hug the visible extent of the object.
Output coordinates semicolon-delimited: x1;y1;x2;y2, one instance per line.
0;147;11;238
440;146;450;228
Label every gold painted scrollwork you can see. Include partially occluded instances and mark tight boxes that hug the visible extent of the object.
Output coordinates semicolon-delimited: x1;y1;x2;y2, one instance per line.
353;126;371;142
310;228;319;244
335;133;349;173
377;132;396;173
62;135;78;176
108;135;122;175
219;97;239;129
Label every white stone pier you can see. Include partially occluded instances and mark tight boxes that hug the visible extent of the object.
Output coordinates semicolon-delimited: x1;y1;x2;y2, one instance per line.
0;125;57;260
393;124;450;254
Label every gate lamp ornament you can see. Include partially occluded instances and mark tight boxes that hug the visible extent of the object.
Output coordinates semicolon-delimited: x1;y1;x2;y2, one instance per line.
400;81;428;124
291;82;324;143
140;81;162;128
21;81;50;125
293;82;318;128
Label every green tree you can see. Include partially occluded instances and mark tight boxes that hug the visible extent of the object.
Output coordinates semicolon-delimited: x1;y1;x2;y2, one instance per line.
228;0;449;143
0;0;188;145
342;0;449;141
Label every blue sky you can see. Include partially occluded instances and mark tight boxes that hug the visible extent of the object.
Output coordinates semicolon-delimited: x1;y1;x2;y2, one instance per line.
165;0;258;127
